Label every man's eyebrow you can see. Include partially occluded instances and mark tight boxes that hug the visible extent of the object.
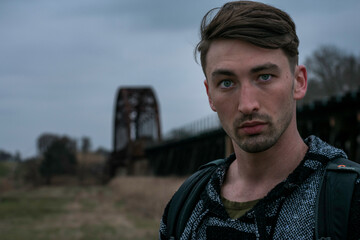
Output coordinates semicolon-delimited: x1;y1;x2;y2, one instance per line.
211;69;236;78
250;63;280;73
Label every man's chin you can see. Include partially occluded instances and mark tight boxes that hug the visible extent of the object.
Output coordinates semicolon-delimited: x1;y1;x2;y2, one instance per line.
236;135;277;153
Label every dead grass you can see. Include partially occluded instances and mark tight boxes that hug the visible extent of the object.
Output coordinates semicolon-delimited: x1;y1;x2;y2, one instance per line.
109;176;185;220
0;176;185;240
76;152;106;165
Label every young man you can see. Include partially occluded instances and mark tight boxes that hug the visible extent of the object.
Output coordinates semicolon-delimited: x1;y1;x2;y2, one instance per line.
160;1;360;239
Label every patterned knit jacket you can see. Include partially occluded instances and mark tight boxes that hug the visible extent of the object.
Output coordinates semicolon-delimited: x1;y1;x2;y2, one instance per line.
159;136;360;240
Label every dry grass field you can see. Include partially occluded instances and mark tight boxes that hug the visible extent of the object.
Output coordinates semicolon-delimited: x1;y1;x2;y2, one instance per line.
0;176;185;240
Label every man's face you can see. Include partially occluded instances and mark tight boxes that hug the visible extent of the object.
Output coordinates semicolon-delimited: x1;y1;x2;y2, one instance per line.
205;39;305;153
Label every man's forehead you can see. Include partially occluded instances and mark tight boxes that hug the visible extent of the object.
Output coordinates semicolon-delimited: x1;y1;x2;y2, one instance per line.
210;63;281;78
205;40;289;77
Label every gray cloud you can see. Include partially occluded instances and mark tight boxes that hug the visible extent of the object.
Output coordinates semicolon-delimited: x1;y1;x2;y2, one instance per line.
1;0;360;158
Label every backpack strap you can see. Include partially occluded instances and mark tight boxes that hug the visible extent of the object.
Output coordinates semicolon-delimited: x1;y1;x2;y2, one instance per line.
316;158;360;240
167;158;225;240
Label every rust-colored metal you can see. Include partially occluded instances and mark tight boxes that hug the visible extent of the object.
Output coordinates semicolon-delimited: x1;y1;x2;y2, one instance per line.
105;87;161;178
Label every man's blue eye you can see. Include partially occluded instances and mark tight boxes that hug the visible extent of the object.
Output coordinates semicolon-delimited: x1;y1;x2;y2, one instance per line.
259;74;272;81
221;80;233;88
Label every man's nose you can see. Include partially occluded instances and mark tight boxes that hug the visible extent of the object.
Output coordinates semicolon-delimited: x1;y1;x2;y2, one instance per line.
237;82;260;115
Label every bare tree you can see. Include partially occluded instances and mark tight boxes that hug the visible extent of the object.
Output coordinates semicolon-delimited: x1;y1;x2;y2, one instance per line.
302;45;360;104
40;137;77;184
81;136;92;153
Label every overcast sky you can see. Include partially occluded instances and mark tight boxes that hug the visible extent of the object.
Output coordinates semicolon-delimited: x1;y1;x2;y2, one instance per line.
1;0;360;158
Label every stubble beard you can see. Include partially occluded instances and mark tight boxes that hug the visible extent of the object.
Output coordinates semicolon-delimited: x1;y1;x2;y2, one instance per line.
229;110;294;153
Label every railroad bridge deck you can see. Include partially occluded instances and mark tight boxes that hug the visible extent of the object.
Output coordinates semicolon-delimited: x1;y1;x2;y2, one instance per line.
106;87;360;177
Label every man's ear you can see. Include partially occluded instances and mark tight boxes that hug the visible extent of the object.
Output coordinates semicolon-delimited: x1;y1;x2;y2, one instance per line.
204;79;216;112
293;65;308;100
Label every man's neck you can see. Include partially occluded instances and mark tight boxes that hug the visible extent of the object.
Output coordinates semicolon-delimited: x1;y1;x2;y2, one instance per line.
221;129;308;202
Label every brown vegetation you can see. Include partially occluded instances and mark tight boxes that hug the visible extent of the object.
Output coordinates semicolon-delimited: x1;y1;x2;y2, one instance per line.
0;175;186;240
109;176;185;220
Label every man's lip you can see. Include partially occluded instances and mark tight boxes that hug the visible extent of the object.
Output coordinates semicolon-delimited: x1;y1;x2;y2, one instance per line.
239;121;267;128
239;121;267;135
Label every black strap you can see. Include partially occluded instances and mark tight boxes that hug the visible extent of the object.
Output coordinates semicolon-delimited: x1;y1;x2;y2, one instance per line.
167;159;225;240
316;158;360;240
167;157;360;240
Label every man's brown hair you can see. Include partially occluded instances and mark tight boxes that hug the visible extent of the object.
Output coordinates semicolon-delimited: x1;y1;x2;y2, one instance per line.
195;1;299;75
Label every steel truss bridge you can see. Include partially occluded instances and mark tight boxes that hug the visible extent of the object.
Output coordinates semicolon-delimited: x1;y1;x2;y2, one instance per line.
105;87;360;177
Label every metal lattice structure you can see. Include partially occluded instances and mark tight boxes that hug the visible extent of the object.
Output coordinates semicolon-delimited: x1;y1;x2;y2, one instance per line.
105;87;161;178
146;87;360;176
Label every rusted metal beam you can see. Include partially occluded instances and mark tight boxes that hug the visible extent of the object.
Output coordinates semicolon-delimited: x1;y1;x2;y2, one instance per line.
105;86;161;178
